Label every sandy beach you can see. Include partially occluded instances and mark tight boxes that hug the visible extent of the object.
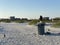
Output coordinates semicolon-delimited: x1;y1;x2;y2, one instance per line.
0;23;60;45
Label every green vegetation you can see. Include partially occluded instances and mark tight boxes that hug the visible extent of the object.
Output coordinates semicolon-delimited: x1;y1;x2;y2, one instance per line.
52;21;60;28
0;19;11;23
42;20;52;23
13;20;27;23
29;19;40;25
28;19;52;25
0;19;28;23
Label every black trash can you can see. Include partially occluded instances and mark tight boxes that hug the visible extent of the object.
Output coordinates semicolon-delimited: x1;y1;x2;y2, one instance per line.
37;22;45;35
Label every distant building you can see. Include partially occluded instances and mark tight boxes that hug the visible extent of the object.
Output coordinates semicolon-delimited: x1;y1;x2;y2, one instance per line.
15;18;20;20
10;16;15;21
43;17;49;20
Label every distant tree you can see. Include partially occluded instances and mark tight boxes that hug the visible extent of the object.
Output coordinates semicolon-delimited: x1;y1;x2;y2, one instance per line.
53;17;60;20
39;15;43;21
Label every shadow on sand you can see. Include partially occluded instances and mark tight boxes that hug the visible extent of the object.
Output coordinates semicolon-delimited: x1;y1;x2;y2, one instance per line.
45;32;60;36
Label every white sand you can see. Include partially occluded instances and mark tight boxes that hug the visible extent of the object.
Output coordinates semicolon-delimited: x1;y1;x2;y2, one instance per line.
0;23;60;45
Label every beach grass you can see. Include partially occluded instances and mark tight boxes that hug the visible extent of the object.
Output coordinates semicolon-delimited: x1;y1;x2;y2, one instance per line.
52;21;60;28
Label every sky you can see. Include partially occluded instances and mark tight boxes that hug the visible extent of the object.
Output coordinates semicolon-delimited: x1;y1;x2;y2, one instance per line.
0;0;60;19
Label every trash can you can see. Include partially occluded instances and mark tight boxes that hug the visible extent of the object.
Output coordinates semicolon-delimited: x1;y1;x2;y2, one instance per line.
37;22;45;35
